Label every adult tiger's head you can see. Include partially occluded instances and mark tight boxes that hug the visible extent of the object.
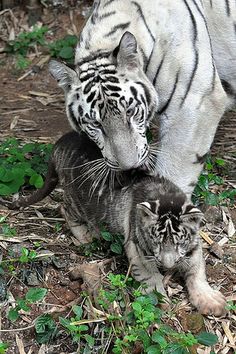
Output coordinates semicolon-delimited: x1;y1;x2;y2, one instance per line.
49;32;158;170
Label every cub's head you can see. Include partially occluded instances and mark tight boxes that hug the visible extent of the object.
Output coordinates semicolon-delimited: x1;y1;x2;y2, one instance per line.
49;32;158;170
136;194;204;269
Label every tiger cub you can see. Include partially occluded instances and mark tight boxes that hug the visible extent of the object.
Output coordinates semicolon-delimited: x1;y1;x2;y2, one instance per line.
11;131;226;316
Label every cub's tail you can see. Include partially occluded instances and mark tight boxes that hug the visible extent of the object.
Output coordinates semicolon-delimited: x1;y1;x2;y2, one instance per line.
8;159;58;210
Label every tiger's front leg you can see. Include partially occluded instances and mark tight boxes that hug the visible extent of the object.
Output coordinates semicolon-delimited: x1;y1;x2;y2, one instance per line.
179;244;226;316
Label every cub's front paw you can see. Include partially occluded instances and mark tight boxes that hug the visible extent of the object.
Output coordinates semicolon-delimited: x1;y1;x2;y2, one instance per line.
189;285;226;316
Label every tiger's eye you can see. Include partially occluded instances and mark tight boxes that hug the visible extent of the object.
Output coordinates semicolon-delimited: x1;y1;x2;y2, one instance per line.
126;107;135;117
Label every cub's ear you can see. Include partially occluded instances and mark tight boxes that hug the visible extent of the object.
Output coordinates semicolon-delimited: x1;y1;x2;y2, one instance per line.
180;205;205;228
136;202;158;223
49;60;79;93
113;31;139;70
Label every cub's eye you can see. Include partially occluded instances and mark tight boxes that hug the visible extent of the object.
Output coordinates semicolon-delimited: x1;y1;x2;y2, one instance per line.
92;121;102;129
185;249;194;257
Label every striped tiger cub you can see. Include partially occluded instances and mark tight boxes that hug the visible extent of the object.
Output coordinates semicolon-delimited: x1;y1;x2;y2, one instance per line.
49;0;235;197
11;131;226;316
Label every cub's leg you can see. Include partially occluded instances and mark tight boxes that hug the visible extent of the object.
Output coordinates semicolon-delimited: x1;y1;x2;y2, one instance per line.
125;240;167;296
61;204;94;244
180;244;226;316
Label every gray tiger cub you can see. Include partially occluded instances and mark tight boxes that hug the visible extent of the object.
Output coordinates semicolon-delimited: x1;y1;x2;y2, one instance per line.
11;131;226;316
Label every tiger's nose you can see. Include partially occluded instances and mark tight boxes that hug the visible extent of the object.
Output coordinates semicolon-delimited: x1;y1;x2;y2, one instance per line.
117;159;140;170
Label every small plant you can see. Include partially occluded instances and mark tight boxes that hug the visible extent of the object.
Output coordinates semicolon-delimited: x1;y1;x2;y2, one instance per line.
19;247;37;263
48;35;77;63
226;301;236;312
54;222;62;232
15;55;31;70
8;287;47;322
0;342;9;354
58;273;218;353
59;305;95;349
5;26;48;70
35;314;58;344
0;216;16;237
5;26;48;56
193;156;236;206
0;138;53;196
100;226;124;254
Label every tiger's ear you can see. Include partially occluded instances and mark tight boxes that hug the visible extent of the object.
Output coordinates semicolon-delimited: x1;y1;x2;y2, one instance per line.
137;202;158;224
180;205;205;228
113;31;139;70
49;60;79;93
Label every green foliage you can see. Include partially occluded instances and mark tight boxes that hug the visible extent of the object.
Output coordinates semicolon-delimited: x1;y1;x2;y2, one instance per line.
0;138;53;196
58;273;218;353
195;332;218;346
193;156;236;206
26;287;47;303
5;27;77;69
15;55;31;70
5;26;48;69
8;288;47;322
35;314;58;344
100;227;124;255
48;35;77;62
19;247;37;263
6;26;48;56
226;301;236;312
59;305;94;348
0;216;16;237
0;342;9;354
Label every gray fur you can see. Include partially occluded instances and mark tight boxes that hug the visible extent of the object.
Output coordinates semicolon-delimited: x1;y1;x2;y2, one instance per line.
11;131;226;316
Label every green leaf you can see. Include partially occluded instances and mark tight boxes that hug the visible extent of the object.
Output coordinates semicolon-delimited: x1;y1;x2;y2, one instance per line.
0;169;14;182
196;332;218;346
29;174;44;188
0;342;9;354
101;230;113;241
132;301;142;313
35;314;58;344
59;317;78;332
17;299;30;312
59;46;74;59
25;287;47;303
152;331;167;348
78;324;89;332
84;334;95;347
8;308;19;322
215;158;225;166
146;344;162;354
35;314;56;333
110;242;123;254
205;193;219;206
0;184;12;196
72;305;83;320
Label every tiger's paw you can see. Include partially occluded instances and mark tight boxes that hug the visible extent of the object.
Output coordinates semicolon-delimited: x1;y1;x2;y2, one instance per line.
189;284;226;316
70;224;93;244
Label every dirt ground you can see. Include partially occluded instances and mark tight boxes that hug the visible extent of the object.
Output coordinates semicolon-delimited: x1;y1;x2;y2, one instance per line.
0;3;236;354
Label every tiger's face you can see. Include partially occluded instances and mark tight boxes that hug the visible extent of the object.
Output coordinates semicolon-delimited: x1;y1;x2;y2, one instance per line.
49;32;158;170
136;198;204;270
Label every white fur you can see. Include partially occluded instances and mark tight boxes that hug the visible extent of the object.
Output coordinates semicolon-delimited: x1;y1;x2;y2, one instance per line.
74;0;234;196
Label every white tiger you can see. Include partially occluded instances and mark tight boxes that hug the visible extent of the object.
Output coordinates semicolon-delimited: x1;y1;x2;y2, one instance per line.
49;0;235;197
